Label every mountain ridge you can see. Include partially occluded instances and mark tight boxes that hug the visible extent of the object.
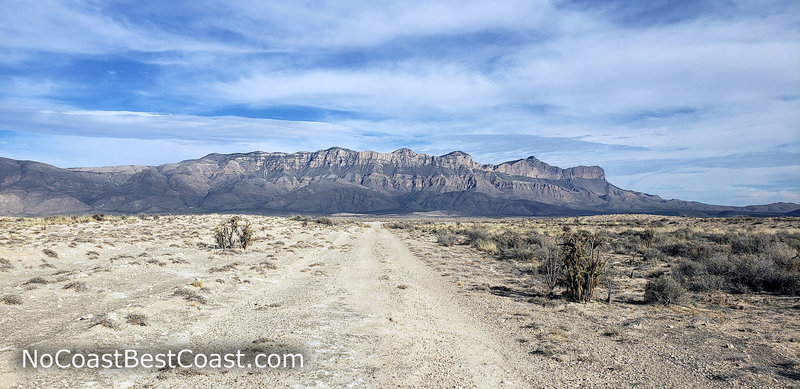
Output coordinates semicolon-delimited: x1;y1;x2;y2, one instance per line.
0;148;797;217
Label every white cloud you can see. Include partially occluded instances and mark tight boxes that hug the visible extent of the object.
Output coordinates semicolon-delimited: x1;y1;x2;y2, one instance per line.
0;0;797;206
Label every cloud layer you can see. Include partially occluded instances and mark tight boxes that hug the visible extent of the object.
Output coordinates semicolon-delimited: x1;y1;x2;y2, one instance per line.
0;0;798;205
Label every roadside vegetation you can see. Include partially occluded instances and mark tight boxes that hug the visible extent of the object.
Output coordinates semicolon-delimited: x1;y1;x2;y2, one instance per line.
387;215;800;303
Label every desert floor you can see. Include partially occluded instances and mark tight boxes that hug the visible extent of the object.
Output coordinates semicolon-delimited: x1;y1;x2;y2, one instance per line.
0;215;798;388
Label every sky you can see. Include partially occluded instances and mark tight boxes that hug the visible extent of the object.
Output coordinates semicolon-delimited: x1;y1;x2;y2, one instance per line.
0;0;798;206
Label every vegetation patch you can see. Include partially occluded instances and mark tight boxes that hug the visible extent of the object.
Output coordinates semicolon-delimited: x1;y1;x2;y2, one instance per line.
214;216;254;250
644;275;686;305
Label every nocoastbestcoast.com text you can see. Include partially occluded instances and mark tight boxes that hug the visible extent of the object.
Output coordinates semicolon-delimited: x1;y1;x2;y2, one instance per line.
22;349;304;369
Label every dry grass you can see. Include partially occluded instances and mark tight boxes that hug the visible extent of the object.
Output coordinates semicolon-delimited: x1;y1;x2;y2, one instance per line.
126;313;148;326
0;257;13;271
0;294;23;305
89;314;119;330
173;288;207;304
63;281;89;292
24;276;48;285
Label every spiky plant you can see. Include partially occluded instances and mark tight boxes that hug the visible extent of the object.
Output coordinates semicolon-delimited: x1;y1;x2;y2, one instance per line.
560;230;606;303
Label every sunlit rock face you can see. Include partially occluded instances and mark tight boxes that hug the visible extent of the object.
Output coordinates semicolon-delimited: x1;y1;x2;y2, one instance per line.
0;148;797;216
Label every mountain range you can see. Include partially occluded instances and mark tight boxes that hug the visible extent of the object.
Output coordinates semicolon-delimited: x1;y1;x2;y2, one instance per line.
1;147;797;217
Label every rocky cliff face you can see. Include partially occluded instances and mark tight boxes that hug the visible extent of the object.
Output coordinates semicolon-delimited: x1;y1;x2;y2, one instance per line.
0;148;797;217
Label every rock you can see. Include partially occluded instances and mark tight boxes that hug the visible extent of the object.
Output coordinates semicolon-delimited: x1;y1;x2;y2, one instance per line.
1;149;797;217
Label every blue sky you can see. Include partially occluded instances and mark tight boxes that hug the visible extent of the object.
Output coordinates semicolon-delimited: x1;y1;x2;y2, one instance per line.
0;0;798;206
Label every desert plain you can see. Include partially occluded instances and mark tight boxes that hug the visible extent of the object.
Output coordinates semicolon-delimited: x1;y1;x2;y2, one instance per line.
0;214;798;388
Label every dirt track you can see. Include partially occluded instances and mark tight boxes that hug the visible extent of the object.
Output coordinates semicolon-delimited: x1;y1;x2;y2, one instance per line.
1;216;797;387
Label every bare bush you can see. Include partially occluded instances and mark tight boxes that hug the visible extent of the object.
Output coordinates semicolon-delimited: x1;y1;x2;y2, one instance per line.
537;237;562;296
214;216;254;250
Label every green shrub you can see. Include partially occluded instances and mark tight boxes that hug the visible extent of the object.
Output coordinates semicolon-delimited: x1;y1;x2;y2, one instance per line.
644;275;686;305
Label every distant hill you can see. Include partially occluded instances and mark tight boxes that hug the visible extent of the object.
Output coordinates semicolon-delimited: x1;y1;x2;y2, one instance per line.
1;147;797;217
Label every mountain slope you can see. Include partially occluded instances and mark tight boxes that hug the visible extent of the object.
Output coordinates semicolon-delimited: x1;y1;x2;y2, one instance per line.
0;148;797;217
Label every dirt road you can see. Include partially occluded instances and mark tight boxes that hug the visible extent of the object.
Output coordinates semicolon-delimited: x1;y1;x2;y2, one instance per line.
0;219;540;388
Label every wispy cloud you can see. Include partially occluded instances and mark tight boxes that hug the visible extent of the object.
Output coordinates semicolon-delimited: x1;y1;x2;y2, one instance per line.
0;0;797;206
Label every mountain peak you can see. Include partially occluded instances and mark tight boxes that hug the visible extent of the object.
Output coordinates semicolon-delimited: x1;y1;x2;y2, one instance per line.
1;148;795;217
441;150;471;158
391;148;417;155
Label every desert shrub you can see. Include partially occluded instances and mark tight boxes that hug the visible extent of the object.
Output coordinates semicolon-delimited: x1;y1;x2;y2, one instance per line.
436;231;458;247
214;216;254;250
126;313;148;326
657;241;720;260
776;230;800;252
0;294;23;305
173;288;207;304
636;229;656;248
537;237;562;296
384;221;415;230
463;227;491;244
761;241;800;272
644;275;685;305
494;231;543;261
657;241;692;257
24;276;48;285
0;258;12;271
42;249;58;258
63;281;89;292
90;314;119;330
560;230;606;303
673;254;800;295
609;232;638;254
91;213;104;221
473;238;499;255
729;233;771;255
501;243;537;261
493;230;542;249
314;217;335;226
640;247;666;262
